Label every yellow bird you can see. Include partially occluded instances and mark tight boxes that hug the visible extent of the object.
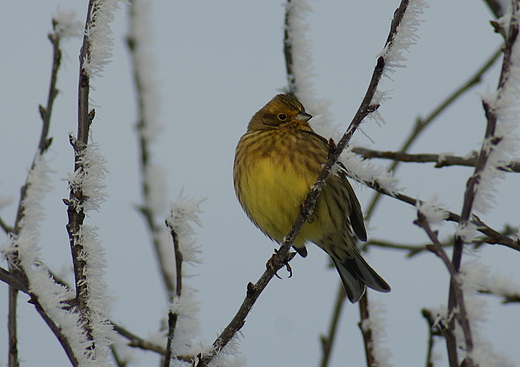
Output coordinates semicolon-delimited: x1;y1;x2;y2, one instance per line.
233;94;390;302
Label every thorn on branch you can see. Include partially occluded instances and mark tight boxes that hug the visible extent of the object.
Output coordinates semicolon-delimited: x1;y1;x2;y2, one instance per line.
88;109;96;124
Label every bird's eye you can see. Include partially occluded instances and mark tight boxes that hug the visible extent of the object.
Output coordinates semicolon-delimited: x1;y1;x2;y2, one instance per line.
277;113;287;121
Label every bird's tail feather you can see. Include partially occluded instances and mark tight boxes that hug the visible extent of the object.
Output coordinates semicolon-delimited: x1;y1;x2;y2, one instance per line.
330;248;391;303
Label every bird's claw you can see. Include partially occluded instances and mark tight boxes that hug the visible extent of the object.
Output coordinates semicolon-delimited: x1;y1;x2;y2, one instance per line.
266;250;295;279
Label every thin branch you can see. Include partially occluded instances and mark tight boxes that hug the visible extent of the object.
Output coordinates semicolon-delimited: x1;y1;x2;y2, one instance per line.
364;45;502;220
8;287;19;367
352;148;520;172
5;18;65;367
361;179;520;252
112;323;167;355
283;0;296;95
448;10;520;361
319;283;347;367
421;308;442;367
126;1;176;300
64;0;96;341
358;294;377;367
415;212;474;367
197;2;411;366
362;224;517;257
162;224;184;367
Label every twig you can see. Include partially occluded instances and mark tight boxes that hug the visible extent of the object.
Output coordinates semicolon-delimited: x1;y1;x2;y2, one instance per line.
421;308;442;367
112;323;168;355
162;224;184;367
447;9;519;366
319;283;347;367
361;239;452;258
358;294;376;367
361;180;520;251
352;148;520;172
197;2;410;366
283;0;296;95
415;212;474;367
321;19;502;367
4;18;64;367
126;0;176;300
364;45;502;219
64;0;96;341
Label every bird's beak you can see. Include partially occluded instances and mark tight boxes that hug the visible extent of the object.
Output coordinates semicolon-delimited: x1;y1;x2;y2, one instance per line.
295;111;312;122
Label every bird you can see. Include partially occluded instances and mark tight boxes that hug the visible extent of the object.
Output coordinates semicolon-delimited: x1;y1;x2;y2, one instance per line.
233;94;390;303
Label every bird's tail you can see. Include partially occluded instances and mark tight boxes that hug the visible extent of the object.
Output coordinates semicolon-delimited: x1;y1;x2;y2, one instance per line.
320;237;391;303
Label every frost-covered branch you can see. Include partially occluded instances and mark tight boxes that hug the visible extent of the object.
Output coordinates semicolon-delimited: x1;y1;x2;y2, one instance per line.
415;211;475;367
1;14;80;367
197;2;421;366
363;46;502;219
448;7;520;353
352;147;520;172
362;224;517;257
454;1;520;262
125;0;173;300
163;193;203;366
61;0;120;363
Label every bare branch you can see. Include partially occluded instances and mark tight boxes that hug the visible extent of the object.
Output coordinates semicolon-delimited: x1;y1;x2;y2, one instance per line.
319;283;347;367
352;148;520;172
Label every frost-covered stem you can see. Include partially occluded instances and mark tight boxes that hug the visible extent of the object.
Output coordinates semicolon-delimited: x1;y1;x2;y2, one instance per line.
126;3;176;299
162;225;183;367
364;46;502;220
32;297;79;366
353;147;520;172
451;4;520;325
65;0;96;339
283;0;296;95
454;17;518;267
199;4;414;366
362;179;520;251
6;22;65;367
358;294;377;367
319;284;347;367
415;212;474;367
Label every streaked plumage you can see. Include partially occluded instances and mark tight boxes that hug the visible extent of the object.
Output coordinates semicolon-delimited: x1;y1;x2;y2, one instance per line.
233;94;390;302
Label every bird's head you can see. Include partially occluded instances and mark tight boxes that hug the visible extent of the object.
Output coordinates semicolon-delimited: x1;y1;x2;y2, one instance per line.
247;94;313;132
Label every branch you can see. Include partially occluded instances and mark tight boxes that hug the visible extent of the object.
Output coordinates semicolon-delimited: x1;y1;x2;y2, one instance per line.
197;2;414;366
362;224;517;257
453;3;519;269
162;223;184;367
361;179;520;252
319;283;347;367
421;308;442;367
126;0;175;300
64;0;96;341
415;212;474;367
4;18;65;367
358;294;377;367
364;45;502;219
352;148;520;172
283;0;296;95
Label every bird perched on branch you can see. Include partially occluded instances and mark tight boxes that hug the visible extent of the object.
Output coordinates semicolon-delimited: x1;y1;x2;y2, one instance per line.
233;94;390;303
